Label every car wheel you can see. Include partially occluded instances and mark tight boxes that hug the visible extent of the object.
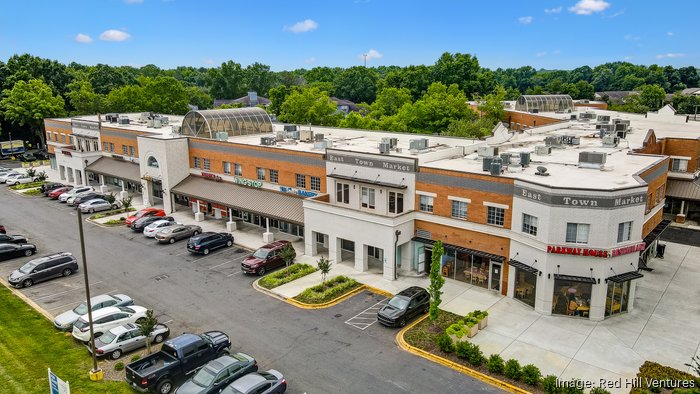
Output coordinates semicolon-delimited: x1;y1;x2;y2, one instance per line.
24;249;34;256
157;379;173;394
422;305;429;314
62;268;72;277
203;248;210;255
399;318;407;327
89;208;94;213
154;334;165;343
193;231;199;235
226;240;233;247
112;204;118;209
110;349;122;360
257;267;266;276
22;279;33;288
169;238;175;244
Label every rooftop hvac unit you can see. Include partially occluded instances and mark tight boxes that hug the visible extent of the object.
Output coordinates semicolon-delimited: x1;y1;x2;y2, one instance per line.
500;153;512;164
482;156;494;172
171;125;181;134
570;114;578;120
260;136;276;146
619;119;631;126
602;135;619;147
379;142;390;154
535;145;552;155
520;152;531;167
300;129;313;142
409;138;429;151
283;125;298;132
215;132;229;141
276;130;287;141
612;118;622;124
562;135;580;145
117;116;130;125
389;138;398;148
314;133;325;142
579;151;607;166
490;162;502;176
597;115;611;122
509;154;521;166
314;139;333;150
153;119;162;129
616;130;627;139
105;113;119;123
159;116;169;125
535;166;550;176
147;119;154;127
140;112;151;122
614;123;627;132
477;146;498;157
544;136;561;146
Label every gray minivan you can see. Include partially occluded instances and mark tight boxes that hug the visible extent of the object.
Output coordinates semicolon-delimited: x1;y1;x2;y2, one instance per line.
8;252;79;288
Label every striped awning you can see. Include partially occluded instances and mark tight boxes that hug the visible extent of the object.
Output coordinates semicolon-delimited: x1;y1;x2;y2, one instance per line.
171;175;306;224
86;157;141;183
665;179;700;201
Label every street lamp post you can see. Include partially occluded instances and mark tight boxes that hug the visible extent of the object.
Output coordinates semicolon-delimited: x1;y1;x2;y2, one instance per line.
77;209;102;380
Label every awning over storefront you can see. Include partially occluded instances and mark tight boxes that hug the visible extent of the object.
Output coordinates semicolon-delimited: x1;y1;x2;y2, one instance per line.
666;179;700;201
606;271;643;283
328;174;408;189
553;274;597;284
508;259;539;274
86;157;141;183
171;175;305;224
643;219;672;248
412;237;505;262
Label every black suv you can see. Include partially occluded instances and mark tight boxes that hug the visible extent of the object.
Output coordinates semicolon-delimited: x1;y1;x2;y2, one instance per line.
377;286;430;327
187;232;234;255
7;252;79;288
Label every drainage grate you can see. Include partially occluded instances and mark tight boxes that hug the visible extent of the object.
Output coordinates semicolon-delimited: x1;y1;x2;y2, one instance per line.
154;274;169;281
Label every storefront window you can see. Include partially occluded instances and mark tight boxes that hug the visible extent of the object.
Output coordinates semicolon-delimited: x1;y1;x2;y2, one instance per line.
605;281;630;317
440;249;491;290
552;280;592;317
514;268;537;308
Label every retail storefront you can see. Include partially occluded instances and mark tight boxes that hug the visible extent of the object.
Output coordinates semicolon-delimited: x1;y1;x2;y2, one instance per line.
509;259;539;308
86;156;142;198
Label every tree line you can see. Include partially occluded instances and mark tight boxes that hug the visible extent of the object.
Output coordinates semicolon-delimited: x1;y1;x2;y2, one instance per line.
0;52;698;147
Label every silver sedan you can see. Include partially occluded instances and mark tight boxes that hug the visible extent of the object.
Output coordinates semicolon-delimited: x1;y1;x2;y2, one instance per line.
154;224;202;244
78;198;122;213
89;322;170;360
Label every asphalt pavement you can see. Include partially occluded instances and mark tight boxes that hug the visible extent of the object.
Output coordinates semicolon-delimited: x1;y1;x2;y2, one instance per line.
0;187;502;394
660;225;700;247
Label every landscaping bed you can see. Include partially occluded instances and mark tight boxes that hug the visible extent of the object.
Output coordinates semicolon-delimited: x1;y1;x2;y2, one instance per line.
104;218;127;226
10;181;45;190
259;263;317;289
22;189;43;196
0;284;131;393
89;207;136;220
629;361;700;394
292;275;361;304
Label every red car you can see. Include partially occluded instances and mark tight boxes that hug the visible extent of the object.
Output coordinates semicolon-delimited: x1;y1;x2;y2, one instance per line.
125;208;166;227
241;240;295;276
48;186;73;199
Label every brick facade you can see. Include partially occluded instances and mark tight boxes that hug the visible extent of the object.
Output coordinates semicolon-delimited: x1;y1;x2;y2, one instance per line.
44;120;72;154
504;110;564;130
100;126;143;158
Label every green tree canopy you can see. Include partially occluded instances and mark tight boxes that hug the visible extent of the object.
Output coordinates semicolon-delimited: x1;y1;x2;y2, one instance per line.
207;60;246;99
186;86;213;110
334;66;378;104
245;62;277;97
279;86;341;126
396;82;471;133
432;52;481;98
0;78;65;146
65;79;103;115
369;87;412;119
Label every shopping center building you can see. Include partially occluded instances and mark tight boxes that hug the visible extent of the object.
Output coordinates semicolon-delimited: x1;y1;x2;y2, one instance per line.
43;97;700;321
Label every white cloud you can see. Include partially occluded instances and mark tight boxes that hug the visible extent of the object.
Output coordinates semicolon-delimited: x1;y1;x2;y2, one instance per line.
203;58;214;65
544;6;562;14
656;53;686;59
99;29;131;42
667;31;674;37
359;49;383;62
624;34;640;41
124;0;143;3
569;0;610;15
605;10;624;18
518;16;533;24
304;57;316;64
74;33;92;44
536;51;548;57
284;19;318;34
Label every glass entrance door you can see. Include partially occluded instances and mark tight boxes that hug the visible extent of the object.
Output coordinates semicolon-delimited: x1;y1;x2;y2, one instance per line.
490;261;502;292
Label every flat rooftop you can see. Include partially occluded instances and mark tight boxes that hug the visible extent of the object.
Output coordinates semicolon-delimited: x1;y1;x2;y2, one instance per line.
49;113;185;137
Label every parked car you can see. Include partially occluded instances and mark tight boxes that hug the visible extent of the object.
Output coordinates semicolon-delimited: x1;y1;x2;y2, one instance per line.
0;171;20;183
221;370;287;394
0;243;37;261
175;353;257;394
48;186;73;199
154;224;202;244
78;198;121;213
132;216;174;233
0;234;28;244
0;224;5;234
41;182;66;194
143;219;179;238
125;207;166;227
187;232;234;255
125;331;231;394
58;186;94;202
53;293;134;331
7;252;77;288
377;286;430;327
17;153;37;162
2;173;24;184
7;174;38;186
241;241;295;276
70;192;104;207
90;322;170;360
72;305;148;343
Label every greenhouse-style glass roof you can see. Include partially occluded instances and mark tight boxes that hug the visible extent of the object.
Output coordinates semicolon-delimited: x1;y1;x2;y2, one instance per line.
515;95;574;113
181;107;273;139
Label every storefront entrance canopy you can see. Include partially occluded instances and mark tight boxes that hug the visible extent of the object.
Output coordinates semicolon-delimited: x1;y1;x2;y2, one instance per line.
171;175;305;224
643;219;672;248
606;271;643;283
553;274;596;284
86;157;141;183
508;259;539;274
412;237;505;262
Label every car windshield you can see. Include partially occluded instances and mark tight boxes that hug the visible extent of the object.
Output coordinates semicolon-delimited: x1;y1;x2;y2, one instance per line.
221;386;244;394
73;303;88;315
191;366;216;387
74;318;88;330
119;306;135;313
253;249;270;259
18;261;37;274
388;296;410;310
98;331;117;344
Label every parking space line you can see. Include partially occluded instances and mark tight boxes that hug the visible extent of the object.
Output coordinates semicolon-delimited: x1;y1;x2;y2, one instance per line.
226;270;241;277
34;281;104;300
344;298;388;331
174;250;190;256
208;255;247;270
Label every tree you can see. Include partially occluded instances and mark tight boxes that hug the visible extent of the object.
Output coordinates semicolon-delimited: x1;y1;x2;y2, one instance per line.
278;244;296;268
141;76;190;114
369;87;412;119
381;65;435;101
334;66;378;104
575;80;595;100
267;85;290;115
88;64;137;95
444;117;494;139
105;84;146;113
396;82;471;133
137;310;159;354
279;86;341;126
432;52;481;98
244;62;276;97
120;195;133;212
476;85;507;122
3;54;71;97
0;78;65;147
428;240;445;321
207;60;246;99
637;84;666;111
186;86;213;110
317;256;332;284
65;79;103;115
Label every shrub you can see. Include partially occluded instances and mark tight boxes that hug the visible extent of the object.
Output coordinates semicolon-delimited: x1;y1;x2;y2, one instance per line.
293;276;360;304
560;380;584;394
542;375;560;394
455;340;471;359
26;167;36;178
436;333;454;353
522;364;542;386
466;343;484;366
486;354;505;374
504;358;522;380
632;361;700;394
130;355;141;362
259;264;317;289
446;322;467;339
23;189;42;196
36;170;48;181
589;388;611;394
114;362;125;371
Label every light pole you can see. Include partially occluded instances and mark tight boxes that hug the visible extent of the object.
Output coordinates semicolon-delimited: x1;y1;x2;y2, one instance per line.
77;209;102;380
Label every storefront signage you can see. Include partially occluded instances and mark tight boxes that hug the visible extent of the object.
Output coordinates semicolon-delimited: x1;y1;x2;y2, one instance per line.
280;186;318;198
201;172;222;182
61;150;72;157
233;176;262;188
515;186;646;209
71;120;100;138
547;242;647;258
326;150;416;173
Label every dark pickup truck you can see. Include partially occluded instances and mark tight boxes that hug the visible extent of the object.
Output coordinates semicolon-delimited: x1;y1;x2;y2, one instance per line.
125;331;231;394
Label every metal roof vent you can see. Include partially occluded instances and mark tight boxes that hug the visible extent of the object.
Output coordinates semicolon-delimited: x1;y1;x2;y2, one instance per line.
535;166;550;176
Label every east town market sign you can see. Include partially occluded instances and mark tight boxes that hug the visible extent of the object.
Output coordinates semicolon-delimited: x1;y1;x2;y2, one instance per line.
515;186;646;208
326;149;417;173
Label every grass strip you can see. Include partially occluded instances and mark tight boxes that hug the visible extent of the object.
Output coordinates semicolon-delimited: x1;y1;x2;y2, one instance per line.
293;275;361;304
259;264;318;289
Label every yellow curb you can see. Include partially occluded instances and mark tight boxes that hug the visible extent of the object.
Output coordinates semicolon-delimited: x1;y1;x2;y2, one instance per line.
364;285;393;298
0;277;55;321
396;315;532;394
285;283;366;309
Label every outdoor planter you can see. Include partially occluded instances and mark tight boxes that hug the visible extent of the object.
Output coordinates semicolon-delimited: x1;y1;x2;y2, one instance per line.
478;313;488;329
466;322;478;338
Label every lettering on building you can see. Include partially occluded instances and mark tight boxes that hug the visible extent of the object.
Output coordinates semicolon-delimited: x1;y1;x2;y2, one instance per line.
515;186;646;209
547;243;646;258
614;195;644;207
521;189;542;201
280;186;318;198
232;176;262;188
326;149;416;173
562;197;598;207
201;172;223;182
610;243;646;257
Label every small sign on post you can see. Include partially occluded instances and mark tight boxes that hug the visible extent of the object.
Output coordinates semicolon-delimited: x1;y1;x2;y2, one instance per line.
48;368;70;394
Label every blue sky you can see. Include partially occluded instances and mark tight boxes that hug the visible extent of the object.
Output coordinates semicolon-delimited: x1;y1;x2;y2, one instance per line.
0;0;696;70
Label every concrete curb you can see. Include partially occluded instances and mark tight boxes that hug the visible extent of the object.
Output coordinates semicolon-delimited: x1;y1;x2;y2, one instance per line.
0;276;55;321
251;277;288;302
396;315;531;394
